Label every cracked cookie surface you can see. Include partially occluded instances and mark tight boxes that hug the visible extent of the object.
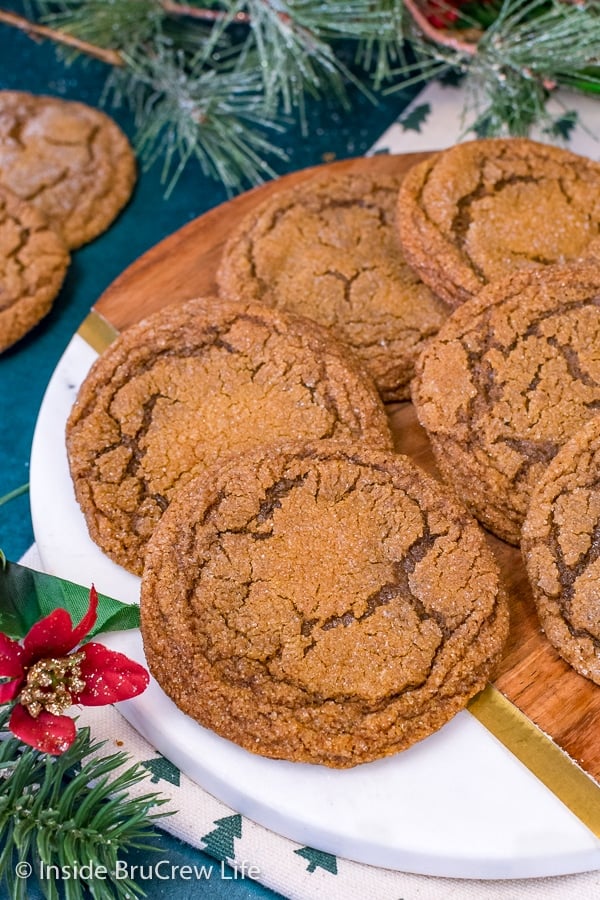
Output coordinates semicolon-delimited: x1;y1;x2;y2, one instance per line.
0;91;136;248
141;441;508;767
396;138;600;308
217;171;448;401
411;262;600;545
0;182;69;351
66;297;392;575
522;415;600;685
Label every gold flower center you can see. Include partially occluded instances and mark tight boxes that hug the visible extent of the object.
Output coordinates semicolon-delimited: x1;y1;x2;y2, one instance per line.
19;651;86;718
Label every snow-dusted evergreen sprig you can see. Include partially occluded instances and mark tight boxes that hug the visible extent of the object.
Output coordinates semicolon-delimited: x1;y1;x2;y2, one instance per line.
105;40;289;193
6;0;600;192
454;0;600;135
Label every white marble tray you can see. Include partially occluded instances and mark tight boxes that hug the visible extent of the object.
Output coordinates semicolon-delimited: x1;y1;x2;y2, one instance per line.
29;332;600;879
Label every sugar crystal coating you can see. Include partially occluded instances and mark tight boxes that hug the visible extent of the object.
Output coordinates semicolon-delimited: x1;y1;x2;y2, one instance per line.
397;138;600;308
141;442;509;767
523;416;600;684
218;171;448;400
66;297;392;574
412;263;600;544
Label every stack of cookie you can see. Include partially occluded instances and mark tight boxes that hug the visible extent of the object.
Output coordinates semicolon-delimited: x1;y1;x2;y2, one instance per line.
396;138;600;688
66;294;509;767
66;296;394;575
0;90;136;352
67;136;600;767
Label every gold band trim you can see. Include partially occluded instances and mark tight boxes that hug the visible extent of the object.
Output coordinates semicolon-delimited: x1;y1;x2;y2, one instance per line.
77;310;119;353
468;685;600;837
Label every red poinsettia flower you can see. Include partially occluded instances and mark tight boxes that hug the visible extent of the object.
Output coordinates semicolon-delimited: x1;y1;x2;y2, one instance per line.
0;586;148;754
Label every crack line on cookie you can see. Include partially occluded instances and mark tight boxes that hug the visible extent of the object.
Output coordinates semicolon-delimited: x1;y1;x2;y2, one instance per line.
547;487;600;649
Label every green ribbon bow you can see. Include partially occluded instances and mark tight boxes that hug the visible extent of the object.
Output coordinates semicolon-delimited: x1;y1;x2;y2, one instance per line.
0;557;140;641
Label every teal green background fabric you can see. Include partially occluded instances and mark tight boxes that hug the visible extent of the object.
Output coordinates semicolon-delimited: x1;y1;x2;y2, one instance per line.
0;3;419;896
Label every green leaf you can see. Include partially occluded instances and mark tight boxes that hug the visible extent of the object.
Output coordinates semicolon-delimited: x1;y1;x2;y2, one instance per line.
0;560;140;641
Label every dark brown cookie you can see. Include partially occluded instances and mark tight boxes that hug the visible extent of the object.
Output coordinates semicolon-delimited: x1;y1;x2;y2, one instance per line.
0;183;69;352
411;262;600;545
217;170;448;401
141;441;509;767
522;416;600;685
396;139;600;308
0;91;136;248
66;297;392;575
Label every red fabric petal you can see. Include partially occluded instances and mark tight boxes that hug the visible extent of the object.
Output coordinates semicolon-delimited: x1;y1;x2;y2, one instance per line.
76;642;149;705
69;585;99;647
0;678;22;703
0;632;25;677
22;608;78;661
22;586;98;661
9;704;76;755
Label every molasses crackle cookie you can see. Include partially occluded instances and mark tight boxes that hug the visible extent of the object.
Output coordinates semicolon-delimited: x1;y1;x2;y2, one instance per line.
522;416;600;685
0;90;136;248
66;297;392;575
411;262;600;545
0;182;69;352
396;138;600;308
217;170;448;401
141;442;509;767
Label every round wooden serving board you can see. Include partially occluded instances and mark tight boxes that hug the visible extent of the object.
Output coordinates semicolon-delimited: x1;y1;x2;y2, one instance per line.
93;153;600;787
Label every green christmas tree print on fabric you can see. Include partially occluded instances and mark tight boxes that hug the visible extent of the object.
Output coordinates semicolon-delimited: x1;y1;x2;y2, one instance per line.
545;111;578;141
397;103;431;133
140;755;181;786
294;846;338;874
201;814;243;862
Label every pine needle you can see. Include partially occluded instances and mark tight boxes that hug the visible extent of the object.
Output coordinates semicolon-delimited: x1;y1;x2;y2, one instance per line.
21;0;600;190
0;484;29;508
0;707;170;900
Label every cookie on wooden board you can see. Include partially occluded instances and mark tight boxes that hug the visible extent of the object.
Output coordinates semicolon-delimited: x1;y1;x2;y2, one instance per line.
522;415;600;685
141;441;509;767
66;296;393;575
411;262;600;545
217;170;448;401
0;182;69;352
0;90;136;248
396;138;600;308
